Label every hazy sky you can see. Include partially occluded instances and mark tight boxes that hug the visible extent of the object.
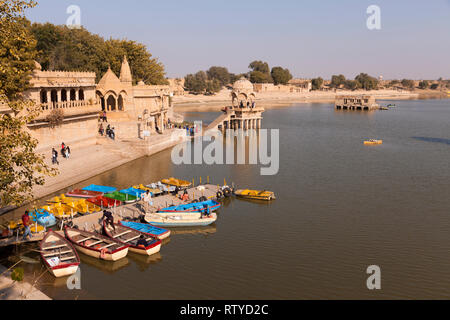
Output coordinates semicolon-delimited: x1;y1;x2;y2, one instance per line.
26;0;450;79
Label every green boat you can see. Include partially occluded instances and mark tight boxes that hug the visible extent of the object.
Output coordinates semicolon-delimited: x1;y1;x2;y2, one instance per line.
104;191;137;203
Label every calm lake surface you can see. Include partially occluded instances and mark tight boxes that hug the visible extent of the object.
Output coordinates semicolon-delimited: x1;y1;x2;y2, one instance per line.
4;99;450;299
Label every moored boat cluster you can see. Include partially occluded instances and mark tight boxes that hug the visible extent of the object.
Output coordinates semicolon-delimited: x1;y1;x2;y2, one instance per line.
2;177;276;278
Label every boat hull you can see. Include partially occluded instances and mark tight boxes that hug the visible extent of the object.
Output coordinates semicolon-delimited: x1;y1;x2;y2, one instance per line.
50;264;79;278
66;189;103;198
119;221;171;240
129;243;161;256
145;213;217;227
72;243;129;261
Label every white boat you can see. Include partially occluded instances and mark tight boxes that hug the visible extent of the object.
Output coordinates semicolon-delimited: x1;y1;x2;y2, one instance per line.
144;212;217;227
64;227;129;261
40;231;80;278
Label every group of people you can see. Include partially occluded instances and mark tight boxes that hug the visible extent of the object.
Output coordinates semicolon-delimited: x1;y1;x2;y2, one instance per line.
239;101;256;109
52;142;71;165
99;124;115;140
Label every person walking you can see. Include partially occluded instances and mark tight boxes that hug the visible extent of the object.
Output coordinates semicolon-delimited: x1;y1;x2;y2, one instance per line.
51;148;58;165
141;190;153;213
101;210;115;231
22;211;32;241
66;146;71;159
99;123;104;136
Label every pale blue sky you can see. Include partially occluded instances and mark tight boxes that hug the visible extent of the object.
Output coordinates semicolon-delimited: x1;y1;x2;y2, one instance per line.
26;0;450;79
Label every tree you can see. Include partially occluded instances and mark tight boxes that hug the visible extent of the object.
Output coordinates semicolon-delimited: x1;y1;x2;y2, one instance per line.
311;77;324;90
271;67;292;85
29;23;167;84
249;60;270;74
430;83;439;90
401;79;415;90
184;71;207;94
249;60;272;83
0;0;57;207
330;74;346;88
206;79;222;94
355;73;379;90
207;66;231;86
343;80;361;91
418;80;429;89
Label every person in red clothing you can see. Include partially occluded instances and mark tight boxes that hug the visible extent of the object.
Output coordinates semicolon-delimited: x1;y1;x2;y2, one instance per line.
22;211;32;240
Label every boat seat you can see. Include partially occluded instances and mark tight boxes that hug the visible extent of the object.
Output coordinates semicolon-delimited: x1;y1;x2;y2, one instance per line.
99;243;116;250
43;250;72;257
123;235;140;243
112;230;131;238
86;240;105;247
76;236;95;243
60;256;76;262
42;244;67;250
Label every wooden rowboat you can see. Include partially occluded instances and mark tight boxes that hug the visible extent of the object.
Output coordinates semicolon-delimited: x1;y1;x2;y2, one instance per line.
103;221;161;256
144;212;217;227
64;227;129;261
161;177;192;188
40;231;80;278
234;189;276;201
119;221;171;240
66;189;103;198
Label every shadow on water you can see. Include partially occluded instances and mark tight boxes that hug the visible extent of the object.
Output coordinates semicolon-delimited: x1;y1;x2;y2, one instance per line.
412;136;450;145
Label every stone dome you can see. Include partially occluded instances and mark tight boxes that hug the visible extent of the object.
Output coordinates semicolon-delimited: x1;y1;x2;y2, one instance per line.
233;77;253;91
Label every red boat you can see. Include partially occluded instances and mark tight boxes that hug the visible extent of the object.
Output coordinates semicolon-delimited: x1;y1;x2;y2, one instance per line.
66;189;103;198
87;196;122;208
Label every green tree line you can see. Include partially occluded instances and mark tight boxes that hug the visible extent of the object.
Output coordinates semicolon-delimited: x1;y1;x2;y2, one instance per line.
29;22;168;84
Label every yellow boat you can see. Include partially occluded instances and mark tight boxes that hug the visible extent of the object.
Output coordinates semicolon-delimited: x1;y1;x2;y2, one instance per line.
52;194;101;213
7;220;45;233
234;189;276;201
132;184;163;196
161;177;192;188
364;139;383;145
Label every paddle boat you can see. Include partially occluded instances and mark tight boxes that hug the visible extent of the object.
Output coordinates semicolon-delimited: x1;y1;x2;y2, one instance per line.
64;227;129;261
119;221;171;240
66;189;103;198
40;231;80;278
380;106;389;110
103;221;161;256
120;187;147;199
234;189;276;201
387;104;396;108
82;184;117;194
132;184;163;196
364;139;383;145
144;212;217;227
104;191;138;204
147;182;176;194
7;220;46;234
158;200;221;213
87;196;122;209
41;203;74;219
46;195;101;215
161;177;192;188
29;208;57;228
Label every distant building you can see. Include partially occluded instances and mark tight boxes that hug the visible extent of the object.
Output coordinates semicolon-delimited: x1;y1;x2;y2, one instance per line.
96;56;171;131
335;95;379;111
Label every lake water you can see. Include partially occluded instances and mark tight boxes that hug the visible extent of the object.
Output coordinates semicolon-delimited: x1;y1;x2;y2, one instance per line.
3;99;450;299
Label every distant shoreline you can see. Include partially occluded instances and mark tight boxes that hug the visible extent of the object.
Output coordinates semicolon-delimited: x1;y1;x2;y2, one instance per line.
173;89;447;112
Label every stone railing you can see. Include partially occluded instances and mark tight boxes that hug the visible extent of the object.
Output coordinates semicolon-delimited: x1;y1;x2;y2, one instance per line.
36;101;101;120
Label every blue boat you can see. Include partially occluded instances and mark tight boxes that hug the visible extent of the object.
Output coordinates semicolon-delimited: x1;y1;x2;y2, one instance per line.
120;187;147;198
82;184;117;193
29;209;56;228
159;200;221;213
119;221;171;240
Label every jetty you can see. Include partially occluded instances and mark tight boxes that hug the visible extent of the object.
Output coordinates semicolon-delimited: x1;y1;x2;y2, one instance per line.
0;183;223;247
335;94;379;111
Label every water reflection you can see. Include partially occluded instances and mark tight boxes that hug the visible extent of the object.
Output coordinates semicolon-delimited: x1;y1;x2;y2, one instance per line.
412;136;450;145
79;254;130;274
